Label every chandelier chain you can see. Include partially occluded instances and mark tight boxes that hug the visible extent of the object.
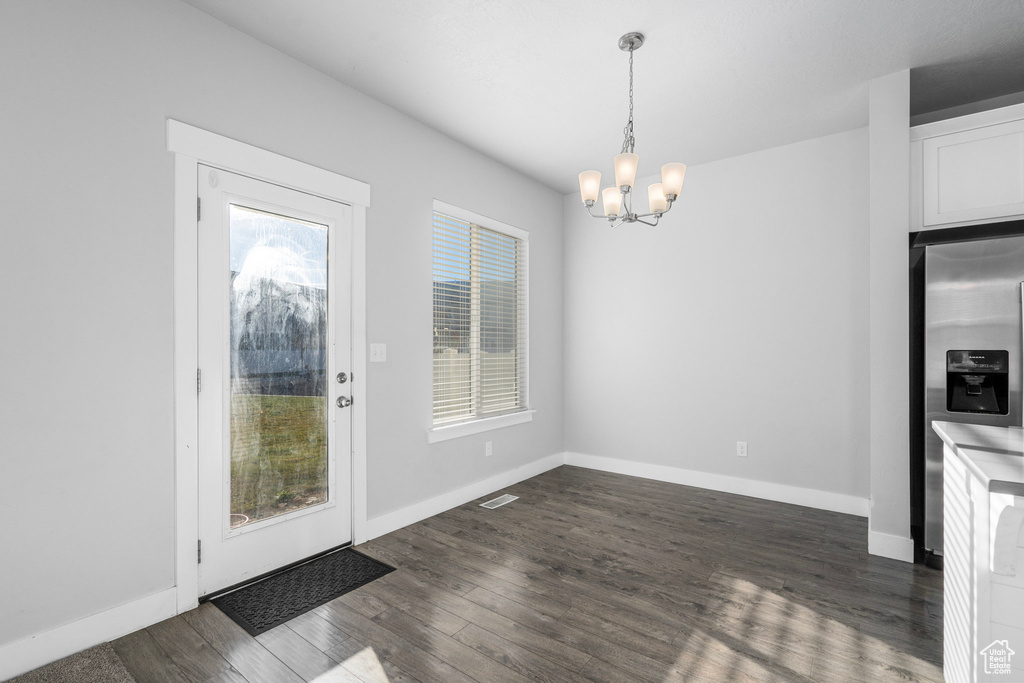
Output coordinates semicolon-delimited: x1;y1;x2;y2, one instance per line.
621;47;635;155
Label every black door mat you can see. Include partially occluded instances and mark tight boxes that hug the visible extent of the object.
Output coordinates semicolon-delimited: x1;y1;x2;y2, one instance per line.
211;548;395;635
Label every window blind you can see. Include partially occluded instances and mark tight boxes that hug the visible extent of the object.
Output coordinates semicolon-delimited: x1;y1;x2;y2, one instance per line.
433;210;527;426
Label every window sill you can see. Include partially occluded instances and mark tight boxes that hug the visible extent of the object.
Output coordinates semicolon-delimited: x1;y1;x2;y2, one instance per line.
428;410;536;443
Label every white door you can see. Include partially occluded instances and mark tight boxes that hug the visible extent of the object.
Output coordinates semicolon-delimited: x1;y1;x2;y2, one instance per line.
197;165;353;596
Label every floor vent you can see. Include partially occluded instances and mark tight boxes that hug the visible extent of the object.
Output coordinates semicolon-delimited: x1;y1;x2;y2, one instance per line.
480;494;518;509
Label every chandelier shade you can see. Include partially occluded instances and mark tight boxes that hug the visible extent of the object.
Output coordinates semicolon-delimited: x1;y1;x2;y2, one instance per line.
577;32;685;228
578;170;602;204
602;187;623;216
613;153;639;190
661;162;687;199
648;183;668;214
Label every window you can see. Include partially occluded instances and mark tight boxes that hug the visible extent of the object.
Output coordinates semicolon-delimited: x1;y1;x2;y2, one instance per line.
431;201;529;438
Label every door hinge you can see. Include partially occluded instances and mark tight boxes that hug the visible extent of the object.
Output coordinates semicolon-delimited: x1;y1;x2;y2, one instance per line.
197;539;202;564
197;368;202;393
197;197;201;221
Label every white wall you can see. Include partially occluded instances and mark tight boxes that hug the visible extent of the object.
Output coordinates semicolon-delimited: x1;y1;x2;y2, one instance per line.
0;0;563;649
563;129;870;503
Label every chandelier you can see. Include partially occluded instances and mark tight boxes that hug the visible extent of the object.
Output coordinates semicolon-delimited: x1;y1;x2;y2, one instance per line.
578;32;686;228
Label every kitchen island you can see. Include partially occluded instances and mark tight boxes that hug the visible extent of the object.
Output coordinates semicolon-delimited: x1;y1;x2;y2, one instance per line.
932;421;1024;682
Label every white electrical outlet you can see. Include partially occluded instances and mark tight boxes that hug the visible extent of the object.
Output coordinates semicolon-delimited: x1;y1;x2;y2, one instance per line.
737;441;748;457
485;441;493;457
369;343;387;362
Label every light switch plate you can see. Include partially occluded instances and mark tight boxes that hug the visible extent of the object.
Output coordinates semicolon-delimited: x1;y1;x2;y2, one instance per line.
370;343;387;362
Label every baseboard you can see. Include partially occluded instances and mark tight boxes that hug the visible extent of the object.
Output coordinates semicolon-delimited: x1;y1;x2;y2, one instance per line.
365;452;565;540
563;452;871;517
868;528;915;563
0;587;177;681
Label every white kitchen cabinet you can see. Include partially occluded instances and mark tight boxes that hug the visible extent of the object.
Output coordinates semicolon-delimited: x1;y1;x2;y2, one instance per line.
911;103;1024;231
942;439;990;682
934;421;1024;682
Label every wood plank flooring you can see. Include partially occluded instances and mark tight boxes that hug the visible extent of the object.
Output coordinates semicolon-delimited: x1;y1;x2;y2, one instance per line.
110;466;943;682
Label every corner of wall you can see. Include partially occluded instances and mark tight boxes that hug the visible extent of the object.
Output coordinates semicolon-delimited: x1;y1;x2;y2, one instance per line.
867;69;912;552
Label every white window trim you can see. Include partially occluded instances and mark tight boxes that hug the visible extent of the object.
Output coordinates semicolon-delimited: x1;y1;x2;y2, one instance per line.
429;200;531;442
428;409;536;443
433;200;529;241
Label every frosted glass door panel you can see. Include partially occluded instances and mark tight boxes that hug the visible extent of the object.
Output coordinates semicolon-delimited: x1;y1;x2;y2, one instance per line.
228;205;329;529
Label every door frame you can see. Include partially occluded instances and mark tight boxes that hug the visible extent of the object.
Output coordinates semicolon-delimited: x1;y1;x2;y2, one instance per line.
168;120;370;614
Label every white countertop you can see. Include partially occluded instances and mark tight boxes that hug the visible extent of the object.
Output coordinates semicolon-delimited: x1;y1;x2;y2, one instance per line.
932;421;1024;495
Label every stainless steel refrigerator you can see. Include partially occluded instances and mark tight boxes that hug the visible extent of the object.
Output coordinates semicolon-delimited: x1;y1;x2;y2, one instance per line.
924;235;1024;556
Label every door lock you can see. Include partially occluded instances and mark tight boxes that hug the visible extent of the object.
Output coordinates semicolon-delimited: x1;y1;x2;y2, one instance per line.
336;372;347;384
336;396;353;408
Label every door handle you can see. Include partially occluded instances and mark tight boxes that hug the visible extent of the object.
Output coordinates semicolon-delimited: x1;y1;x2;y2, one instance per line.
336;396;353;408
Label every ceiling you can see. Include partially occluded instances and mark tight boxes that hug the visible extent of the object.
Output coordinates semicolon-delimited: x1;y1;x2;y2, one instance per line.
180;0;1024;194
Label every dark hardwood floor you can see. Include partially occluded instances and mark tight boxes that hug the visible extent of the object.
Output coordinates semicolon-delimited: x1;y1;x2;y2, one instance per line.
109;466;943;682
